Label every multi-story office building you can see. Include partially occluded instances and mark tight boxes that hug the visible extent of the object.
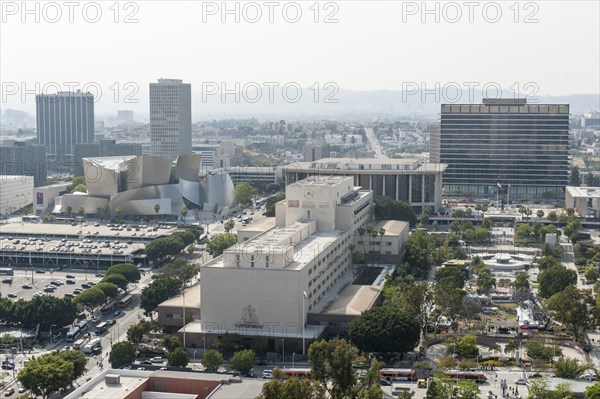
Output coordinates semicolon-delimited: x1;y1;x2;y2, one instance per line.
73;139;143;176
440;99;570;198
117;110;134;123
0;175;34;216
188;176;373;350
0;141;47;186
429;122;441;163
304;139;331;162
149;79;192;161
36;91;94;163
284;158;446;212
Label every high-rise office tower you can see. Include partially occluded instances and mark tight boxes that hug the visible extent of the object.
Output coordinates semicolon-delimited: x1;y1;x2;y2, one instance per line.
440;99;569;198
149;79;192;161
36;91;94;164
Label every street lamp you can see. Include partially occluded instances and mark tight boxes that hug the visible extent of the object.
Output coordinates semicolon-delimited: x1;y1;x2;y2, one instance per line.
302;291;306;356
203;336;206;353
49;324;57;343
292;352;296;369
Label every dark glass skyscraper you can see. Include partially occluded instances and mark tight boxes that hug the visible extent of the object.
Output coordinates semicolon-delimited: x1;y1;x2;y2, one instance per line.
439;99;569;198
36;91;95;164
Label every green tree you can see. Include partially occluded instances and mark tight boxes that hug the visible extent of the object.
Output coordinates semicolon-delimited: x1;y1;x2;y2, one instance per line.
265;192;285;217
448;334;478;357
374;196;417;226
206;232;237;257
230;349;256;376
66;205;73;218
17;353;74;399
456;380;480;399
548;211;558;222
109;341;137;368
235;182;255;206
106;263;141;282
585;382;600;399
308;339;356;399
101;273;128;290
537;209;545;219
168;347;190;367
140;277;182;316
348;307;420;354
145;237;186;262
115;205;122;218
94;282;119;299
224;219;235;232
127;319;155;344
77;206;85;216
158;257;199;285
538;265;577;298
554;357;589;379
201;349;223;373
548;286;596;341
162;335;181;352
180;207;188;223
214;333;244;356
56;350;87;379
73;287;106;311
69;176;86;192
154;203;161;217
512;271;530;292
585;267;599;282
476;268;495;295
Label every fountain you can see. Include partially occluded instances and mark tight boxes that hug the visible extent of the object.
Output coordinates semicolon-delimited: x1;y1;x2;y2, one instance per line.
482;253;530;271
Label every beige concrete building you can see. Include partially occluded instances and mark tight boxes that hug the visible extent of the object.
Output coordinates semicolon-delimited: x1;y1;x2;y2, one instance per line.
284;157;446;212
566;186;600;219
355;220;410;264
185;176;373;352
156;283;201;330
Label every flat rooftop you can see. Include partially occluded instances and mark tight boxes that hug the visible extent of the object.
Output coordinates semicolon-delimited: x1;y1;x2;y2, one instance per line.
183;320;326;339
372;220;409;236
64;369;266;399
237;217;275;234
158;283;201;308
207;221;344;271
322;285;382;316
566;186;600;198
291;175;353;186
285;158;447;173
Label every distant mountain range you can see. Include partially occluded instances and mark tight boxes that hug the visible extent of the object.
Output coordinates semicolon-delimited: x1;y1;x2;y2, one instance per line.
189;89;600;120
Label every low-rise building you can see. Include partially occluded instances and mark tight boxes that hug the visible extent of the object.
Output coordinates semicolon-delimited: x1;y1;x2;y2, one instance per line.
566;186;600;220
157;283;201;332
64;369;266;399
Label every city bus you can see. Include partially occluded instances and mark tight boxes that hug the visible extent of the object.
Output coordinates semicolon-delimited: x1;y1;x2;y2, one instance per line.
100;300;118;315
77;320;89;333
82;338;101;354
65;326;81;342
281;368;312;379
379;368;417;382
95;322;109;335
117;294;133;308
0;267;14;276
73;335;90;350
443;371;487;384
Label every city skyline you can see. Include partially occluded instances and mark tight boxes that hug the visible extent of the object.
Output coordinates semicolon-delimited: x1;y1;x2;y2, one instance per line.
1;1;599;117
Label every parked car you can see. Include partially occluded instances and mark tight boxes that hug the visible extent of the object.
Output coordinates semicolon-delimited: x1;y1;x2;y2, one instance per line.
515;378;528;385
4;387;14;396
262;369;273;379
22;284;33;289
66;279;76;284
66;274;76;278
150;357;163;363
7;293;17;298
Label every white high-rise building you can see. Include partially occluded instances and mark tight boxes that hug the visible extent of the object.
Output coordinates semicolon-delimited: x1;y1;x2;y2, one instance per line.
149;79;192;161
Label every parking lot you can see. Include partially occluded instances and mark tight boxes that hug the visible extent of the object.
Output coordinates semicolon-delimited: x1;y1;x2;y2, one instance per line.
1;269;107;302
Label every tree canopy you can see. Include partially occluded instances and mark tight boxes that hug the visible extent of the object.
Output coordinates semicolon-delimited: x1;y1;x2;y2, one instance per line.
109;341;137;368
235;182;256;206
0;295;77;331
547;286;596;341
230;349;256;376
349;306;420;354
168;348;190;367
73;287;106;311
206;233;237;257
202;349;223;372
538;265;577;298
17;352;79;399
373;196;417;226
140;276;182;316
101;273;129;290
106;263;141;282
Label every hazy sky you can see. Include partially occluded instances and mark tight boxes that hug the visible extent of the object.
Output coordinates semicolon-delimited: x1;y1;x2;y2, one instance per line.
1;0;599;114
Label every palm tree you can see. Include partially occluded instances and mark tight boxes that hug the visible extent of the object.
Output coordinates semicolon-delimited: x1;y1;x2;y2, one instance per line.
180;207;188;224
101;203;110;221
66;205;73;218
115;206;122;218
504;340;518;356
488;342;501;356
154;204;161;220
536;210;544;219
78;206;85;218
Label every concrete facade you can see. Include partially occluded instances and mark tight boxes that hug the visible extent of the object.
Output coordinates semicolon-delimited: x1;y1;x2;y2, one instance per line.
566;186;600;220
187;176;373;347
284;157;446;212
0;175;34;216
